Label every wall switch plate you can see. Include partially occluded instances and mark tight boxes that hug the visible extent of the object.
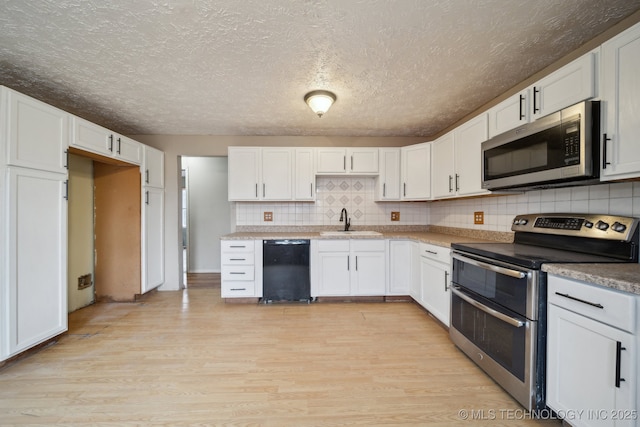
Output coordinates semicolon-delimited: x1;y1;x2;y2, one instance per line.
263;212;273;222
474;211;484;225
391;211;400;221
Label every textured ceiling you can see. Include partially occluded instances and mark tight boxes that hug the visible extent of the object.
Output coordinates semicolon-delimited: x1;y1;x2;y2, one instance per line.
1;0;640;137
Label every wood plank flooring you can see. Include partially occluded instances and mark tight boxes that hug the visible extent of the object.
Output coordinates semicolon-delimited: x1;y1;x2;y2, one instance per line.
0;286;561;426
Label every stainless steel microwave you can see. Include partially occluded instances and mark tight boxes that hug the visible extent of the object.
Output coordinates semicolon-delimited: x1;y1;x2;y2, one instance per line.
481;101;600;191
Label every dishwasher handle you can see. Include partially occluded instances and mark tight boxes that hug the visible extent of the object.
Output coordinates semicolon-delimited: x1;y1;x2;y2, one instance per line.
263;239;310;246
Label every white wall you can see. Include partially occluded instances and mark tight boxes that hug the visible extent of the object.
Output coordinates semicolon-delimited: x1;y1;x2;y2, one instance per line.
182;156;231;273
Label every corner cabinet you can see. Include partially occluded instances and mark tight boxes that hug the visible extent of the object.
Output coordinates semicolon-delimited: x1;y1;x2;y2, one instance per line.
600;22;640;181
1;87;69;361
546;275;638;426
401;143;431;200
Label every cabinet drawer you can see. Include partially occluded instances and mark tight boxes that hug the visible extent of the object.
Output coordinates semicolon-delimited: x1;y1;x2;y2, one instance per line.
317;239;350;252
419;243;451;264
221;252;255;265
548;275;637;333
221;281;255;297
222;265;254;281
221;240;254;252
350;239;385;252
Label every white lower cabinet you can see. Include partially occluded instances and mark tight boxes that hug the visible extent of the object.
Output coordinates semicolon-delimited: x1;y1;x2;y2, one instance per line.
142;187;164;293
220;240;262;298
1;167;68;361
388;240;412;295
416;243;451;326
547;275;638;427
313;239;386;297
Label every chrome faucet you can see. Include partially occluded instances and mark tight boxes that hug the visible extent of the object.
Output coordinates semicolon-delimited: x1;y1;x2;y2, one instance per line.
339;208;351;231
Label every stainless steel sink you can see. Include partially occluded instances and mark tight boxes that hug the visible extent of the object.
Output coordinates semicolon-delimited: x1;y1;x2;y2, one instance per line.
319;230;382;237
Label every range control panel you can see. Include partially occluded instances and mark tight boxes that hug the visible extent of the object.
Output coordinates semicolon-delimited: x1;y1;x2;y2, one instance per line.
511;213;639;241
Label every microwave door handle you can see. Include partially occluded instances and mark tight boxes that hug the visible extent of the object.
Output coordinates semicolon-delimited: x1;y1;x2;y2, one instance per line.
452;253;527;279
451;286;525;328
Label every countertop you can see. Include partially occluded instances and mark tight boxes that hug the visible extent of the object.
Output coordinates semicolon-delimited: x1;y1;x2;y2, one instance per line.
542;263;640;296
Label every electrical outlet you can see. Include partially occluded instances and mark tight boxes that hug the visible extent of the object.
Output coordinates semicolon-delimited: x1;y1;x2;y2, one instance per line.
391;211;400;221
474;211;484;225
77;273;92;290
263;212;273;222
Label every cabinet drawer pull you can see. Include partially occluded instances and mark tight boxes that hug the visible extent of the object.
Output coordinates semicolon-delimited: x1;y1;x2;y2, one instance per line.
425;249;438;255
108;134;114;152
229;258;246;261
230;245;246;248
230;288;247;291
615;341;626;388
554;292;604;309
230;272;246;275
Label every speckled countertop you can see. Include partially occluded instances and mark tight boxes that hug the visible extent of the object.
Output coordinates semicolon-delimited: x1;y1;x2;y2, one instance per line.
542;263;640;296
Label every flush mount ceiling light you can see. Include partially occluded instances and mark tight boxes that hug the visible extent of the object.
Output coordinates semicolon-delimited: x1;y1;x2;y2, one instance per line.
304;90;336;118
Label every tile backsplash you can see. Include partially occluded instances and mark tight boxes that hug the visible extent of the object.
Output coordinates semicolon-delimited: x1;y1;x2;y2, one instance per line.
235;179;640;232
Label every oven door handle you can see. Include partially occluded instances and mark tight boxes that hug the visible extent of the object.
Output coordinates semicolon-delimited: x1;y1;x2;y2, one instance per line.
452;253;527;279
451;286;525;328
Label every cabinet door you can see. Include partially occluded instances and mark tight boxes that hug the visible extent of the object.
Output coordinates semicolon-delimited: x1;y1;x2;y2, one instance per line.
409;242;421;301
349;148;378;174
71;116;112;157
351;251;386;295
454;114;490;197
487;90;529;138
4;167;67;359
316;252;350;295
143;145;164;188
601;23;640;181
114;135;142;165
401;143;431;200
388;240;411;295
294;148;315;200
419;257;450;326
228;147;260;200
431;133;455;199
142;187;164;293
261;148;292;200
376;148;400;200
533;52;595;120
316;148;347;174
5;88;69;174
547;304;636;426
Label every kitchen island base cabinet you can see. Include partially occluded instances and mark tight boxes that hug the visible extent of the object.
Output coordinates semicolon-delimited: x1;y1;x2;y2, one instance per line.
547;275;637;427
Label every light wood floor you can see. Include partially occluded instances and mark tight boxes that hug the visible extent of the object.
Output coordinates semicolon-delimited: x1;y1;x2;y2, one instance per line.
0;283;561;426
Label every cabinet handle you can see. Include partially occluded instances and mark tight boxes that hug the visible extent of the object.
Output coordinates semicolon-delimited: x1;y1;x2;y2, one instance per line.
602;133;611;169
230;288;247;291
347;256;350;271
343;156;346;171
263;183;265;197
310;183;313;197
230;245;246;248
425;249;438;255
230;272;246;275
64;180;69;201
229;258;246;261
255;183;258;198
355;256;358;271
383;183;386;197
455;174;460;192
403;183;406;197
448;175;453;192
145;190;149;205
554;292;604;309
64;149;69;169
615;341;626;388
108;134;114;152
519;94;525;120
117;137;121;154
145;169;150;184
533;86;540;114
444;271;449;291
351;156;353;171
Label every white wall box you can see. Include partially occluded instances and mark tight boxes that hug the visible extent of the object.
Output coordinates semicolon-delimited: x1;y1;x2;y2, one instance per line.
316;148;379;175
401;143;431;200
3;87;69;174
416;243;451;326
488;52;596;138
388;240;412;295
220;240;263;298
313;239;386;296
376;148;401;201
71;116;141;165
546;275;637;426
227;147;293;201
601;22;640;181
294;148;315;200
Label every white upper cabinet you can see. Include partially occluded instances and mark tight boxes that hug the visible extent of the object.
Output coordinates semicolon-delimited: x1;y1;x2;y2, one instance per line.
142;145;164;189
375;148;401;201
532;52;596;119
71;116;141;165
294;148;315;200
454;114;489;197
488;51;596;138
227;147;293;201
600;22;640;181
431;132;455;199
401;143;431;200
2;87;69;174
316;147;378;174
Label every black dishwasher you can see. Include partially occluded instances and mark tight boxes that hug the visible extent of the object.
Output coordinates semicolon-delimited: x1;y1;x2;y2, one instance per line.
263;240;311;303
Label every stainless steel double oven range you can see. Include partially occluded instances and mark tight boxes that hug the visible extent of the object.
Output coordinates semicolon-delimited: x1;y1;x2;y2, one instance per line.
450;213;639;411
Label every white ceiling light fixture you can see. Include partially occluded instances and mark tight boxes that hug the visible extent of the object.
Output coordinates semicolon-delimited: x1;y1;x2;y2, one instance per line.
304;90;336;118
